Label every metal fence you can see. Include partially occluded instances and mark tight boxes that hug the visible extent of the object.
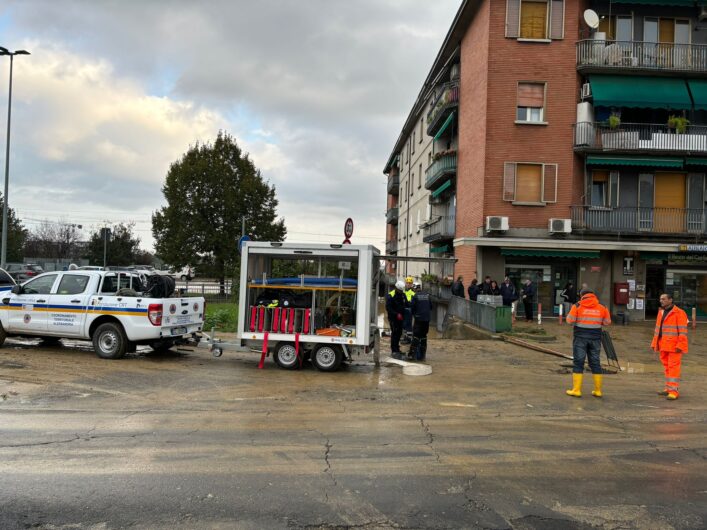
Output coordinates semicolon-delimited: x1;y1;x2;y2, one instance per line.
571;206;706;235
577;39;707;74
178;281;237;303
423;215;455;243
447;295;510;333
425;153;457;190
574;122;707;154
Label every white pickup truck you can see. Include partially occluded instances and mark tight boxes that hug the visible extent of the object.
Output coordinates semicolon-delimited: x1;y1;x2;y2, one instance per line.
0;270;205;359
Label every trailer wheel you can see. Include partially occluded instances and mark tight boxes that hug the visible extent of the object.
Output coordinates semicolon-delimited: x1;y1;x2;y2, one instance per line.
92;322;127;360
312;345;343;372
274;342;300;370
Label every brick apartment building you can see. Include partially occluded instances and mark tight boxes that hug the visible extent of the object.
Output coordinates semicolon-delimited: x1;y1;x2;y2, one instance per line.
384;0;707;322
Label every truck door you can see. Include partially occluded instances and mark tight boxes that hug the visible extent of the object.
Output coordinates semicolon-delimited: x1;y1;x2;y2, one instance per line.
47;273;92;336
7;273;59;333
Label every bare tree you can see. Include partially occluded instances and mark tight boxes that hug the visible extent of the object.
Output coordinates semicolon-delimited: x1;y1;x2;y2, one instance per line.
24;220;83;260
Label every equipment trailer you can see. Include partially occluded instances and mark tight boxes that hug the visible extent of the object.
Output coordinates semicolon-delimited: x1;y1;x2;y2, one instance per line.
202;242;381;371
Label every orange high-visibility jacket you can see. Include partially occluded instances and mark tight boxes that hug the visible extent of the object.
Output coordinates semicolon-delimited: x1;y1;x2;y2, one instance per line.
651;305;689;353
566;293;611;334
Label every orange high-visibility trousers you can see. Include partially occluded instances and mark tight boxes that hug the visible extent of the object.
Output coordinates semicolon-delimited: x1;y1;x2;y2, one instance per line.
659;351;682;396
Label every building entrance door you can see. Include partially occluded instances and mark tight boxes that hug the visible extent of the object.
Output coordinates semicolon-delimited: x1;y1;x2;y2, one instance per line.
645;266;666;319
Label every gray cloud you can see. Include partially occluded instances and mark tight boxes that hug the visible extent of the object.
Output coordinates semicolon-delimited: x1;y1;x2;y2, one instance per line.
0;0;460;249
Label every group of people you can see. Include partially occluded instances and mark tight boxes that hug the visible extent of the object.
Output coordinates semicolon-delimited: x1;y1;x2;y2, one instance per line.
451;275;539;321
386;276;432;362
566;287;689;401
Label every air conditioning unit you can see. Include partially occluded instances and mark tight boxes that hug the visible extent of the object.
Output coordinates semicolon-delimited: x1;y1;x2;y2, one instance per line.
486;216;509;232
581;83;592;100
549;218;572;234
700;6;707;21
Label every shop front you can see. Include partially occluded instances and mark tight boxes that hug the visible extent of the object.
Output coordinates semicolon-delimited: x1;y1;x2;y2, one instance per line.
642;249;707;321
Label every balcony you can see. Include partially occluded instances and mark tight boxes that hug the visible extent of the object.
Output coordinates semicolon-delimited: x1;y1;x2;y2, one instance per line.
577;40;707;75
423;215;455;244
571;206;706;236
426;81;459;137
387;174;400;195
425;152;457;191
574;122;707;155
386;207;399;224
385;240;397;254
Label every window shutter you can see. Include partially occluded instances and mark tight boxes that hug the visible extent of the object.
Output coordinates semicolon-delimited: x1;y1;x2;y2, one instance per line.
503;162;517;201
542;164;558;203
549;0;564;40
517;83;544;108
505;0;520;38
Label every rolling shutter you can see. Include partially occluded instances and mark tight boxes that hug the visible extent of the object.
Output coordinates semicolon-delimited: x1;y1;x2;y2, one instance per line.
542;164;558;203
517;83;544;108
516;164;543;202
549;0;564;39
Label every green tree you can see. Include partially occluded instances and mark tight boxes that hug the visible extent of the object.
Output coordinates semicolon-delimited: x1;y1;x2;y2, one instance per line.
85;222;143;266
0;195;27;262
152;131;286;285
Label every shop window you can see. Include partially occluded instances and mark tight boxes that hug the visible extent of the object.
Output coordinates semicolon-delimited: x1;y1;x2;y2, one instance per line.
506;0;564;40
516;82;546;123
503;162;558;204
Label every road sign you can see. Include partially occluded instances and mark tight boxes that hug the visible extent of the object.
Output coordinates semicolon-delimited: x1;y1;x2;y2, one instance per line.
238;235;251;253
343;218;353;244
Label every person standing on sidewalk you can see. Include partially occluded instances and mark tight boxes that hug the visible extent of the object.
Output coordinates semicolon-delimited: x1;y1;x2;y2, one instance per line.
386;280;407;360
521;279;535;322
500;276;517;307
565;289;612;398
409;281;432;361
651;293;689;400
451;276;465;298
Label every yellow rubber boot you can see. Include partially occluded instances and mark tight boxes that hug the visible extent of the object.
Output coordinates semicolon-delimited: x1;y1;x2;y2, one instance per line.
566;373;582;397
591;374;603;398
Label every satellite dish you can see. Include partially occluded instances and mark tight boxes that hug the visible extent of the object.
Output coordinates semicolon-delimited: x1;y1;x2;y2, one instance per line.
583;9;600;30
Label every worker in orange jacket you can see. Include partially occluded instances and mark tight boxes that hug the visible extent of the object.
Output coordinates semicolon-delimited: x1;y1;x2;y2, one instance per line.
565;289;611;398
651;293;689;400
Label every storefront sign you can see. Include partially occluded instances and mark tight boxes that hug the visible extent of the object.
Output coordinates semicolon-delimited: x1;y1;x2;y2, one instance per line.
679;244;707;252
623;257;634;276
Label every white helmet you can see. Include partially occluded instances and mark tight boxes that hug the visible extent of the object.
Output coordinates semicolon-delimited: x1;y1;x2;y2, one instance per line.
412;281;422;290
395;280;405;290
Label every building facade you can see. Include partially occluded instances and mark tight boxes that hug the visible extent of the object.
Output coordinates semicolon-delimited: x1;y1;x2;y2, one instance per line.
385;0;707;321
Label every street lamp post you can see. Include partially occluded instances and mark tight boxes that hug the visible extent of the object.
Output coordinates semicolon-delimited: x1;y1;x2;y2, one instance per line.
0;47;30;269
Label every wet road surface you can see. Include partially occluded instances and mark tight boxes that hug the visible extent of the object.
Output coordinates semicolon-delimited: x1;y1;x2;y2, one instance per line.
0;335;705;529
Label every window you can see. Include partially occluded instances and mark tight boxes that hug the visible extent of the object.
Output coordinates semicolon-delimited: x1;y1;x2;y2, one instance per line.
419;118;423;142
57;274;90;295
516;82;545;123
412;131;415;154
410;173;414;196
506;0;564;40
0;269;13;286
23;274;58;295
520;0;547;39
591;171;608;207
503;162;558;203
419;164;422;188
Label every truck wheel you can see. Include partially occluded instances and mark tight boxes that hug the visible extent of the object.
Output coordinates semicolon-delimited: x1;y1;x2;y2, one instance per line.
274;342;300;370
0;323;6;348
312;345;343;372
92;323;127;360
180;275;188;281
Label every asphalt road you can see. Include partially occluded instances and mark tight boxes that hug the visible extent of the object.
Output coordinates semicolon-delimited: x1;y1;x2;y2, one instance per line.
0;335;705;529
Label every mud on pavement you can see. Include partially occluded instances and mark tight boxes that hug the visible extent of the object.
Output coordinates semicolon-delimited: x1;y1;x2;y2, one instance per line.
0;333;705;530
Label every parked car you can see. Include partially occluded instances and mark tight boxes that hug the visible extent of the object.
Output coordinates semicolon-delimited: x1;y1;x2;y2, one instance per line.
5;263;44;282
170;266;195;281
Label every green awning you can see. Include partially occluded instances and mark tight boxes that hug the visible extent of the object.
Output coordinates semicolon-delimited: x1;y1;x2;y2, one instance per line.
612;1;703;5
590;75;692;109
433;111;455;140
500;248;600;259
686;157;707;166
586;155;683;168
431;178;452;198
430;245;449;254
688;80;707;111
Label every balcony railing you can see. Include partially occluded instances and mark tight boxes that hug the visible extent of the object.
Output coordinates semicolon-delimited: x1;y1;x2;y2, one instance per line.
386;207;399;224
387;174;400;194
423;215;455;243
425;152;457;190
571;206;706;235
574;122;707;154
426;81;459;136
385;240;397;254
577;39;707;73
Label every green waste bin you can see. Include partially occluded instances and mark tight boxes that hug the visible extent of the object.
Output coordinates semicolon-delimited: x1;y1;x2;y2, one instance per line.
494;306;512;332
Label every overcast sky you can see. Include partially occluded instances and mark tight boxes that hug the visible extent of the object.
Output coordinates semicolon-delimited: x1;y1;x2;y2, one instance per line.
0;0;460;254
